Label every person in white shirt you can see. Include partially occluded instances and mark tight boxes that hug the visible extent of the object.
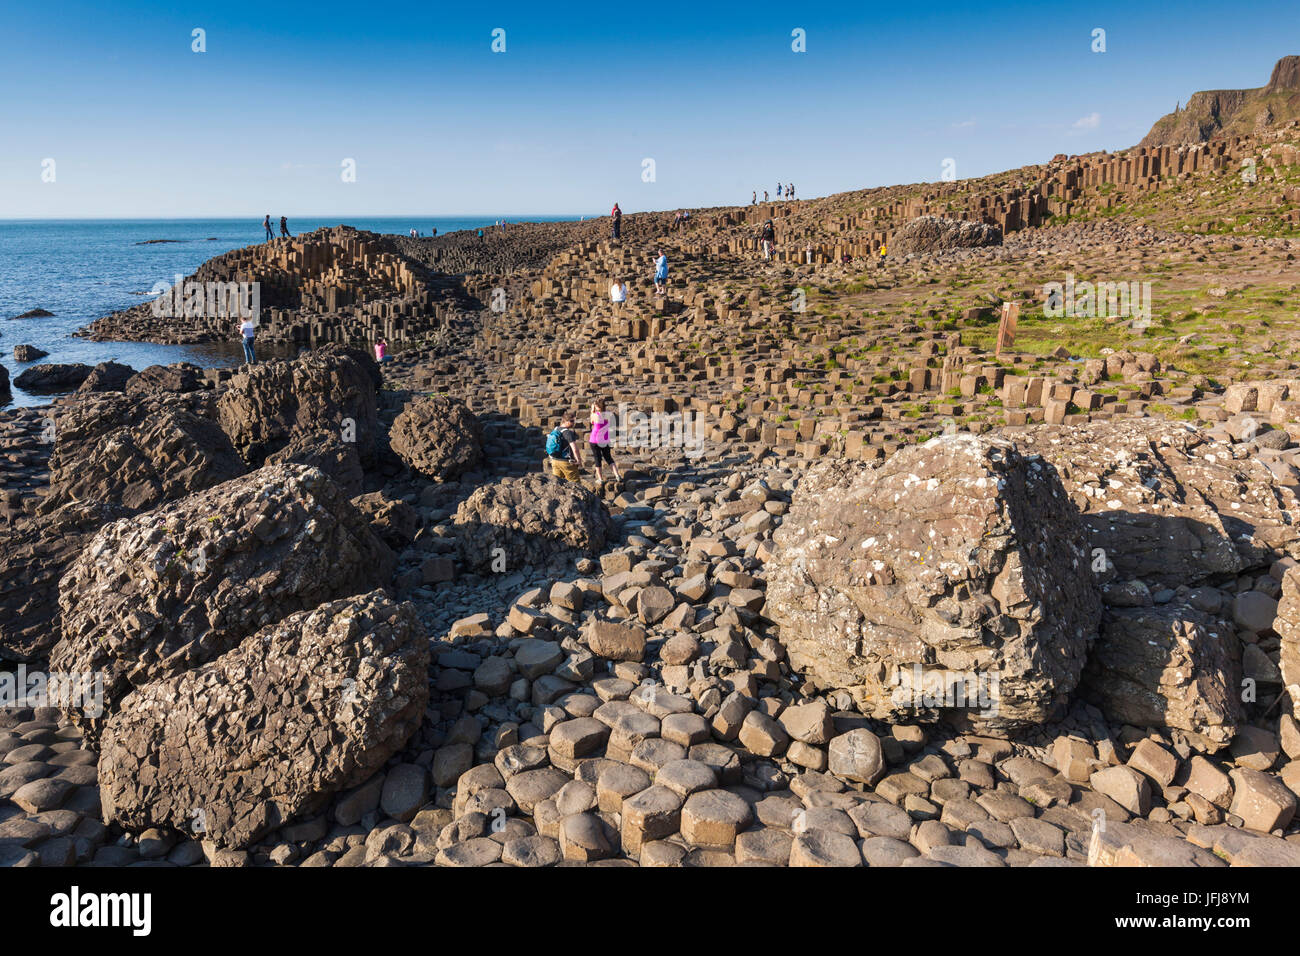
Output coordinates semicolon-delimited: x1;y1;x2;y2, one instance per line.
610;277;628;313
238;318;256;365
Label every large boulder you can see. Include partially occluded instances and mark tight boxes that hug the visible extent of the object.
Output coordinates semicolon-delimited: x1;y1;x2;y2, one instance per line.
0;502;125;662
38;393;245;515
1081;604;1243;751
13;344;49;362
1013;420;1300;588
98;590;428;849
889;216;1002;256
453;474;611;574
764;434;1101;731
265;430;364;498
215;350;379;466
13;363;94;393
50;464;395;735
1274;566;1300;719
389;394;484;481
76;361;135;394
124;362;205;396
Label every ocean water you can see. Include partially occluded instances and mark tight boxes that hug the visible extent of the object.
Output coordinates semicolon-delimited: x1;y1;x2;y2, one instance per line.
0;216;585;409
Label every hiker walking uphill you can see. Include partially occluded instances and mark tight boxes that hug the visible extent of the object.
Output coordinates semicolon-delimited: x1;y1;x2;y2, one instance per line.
760;219;776;260
588;399;620;483
652;249;668;295
611;203;622;240
263;215;274;241
545;413;584;481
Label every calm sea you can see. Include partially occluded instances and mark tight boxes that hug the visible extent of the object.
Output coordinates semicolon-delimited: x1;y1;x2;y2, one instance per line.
0;216;586;409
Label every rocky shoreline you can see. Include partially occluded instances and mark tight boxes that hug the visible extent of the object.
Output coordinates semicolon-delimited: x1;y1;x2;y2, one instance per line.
4;120;1300;869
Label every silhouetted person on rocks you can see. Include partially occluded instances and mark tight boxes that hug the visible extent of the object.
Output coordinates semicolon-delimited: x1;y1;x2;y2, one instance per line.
263;215;273;241
611;203;622;240
238;316;257;365
751;191;757;205
546;412;584;481
280;216;291;238
652;249;668;295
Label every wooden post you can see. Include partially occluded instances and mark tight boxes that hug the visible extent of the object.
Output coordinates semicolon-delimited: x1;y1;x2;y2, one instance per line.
995;302;1019;357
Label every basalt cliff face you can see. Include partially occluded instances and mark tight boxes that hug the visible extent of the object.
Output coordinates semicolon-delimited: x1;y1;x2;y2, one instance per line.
1140;55;1300;147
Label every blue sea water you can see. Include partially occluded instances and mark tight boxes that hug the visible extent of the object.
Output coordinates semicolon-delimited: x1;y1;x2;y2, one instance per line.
0;216;586;409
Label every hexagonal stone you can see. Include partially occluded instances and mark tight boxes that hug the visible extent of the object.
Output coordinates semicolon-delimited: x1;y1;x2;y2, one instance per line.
975;790;1036;822
515;639;564;678
620;785;683;857
778;699;834;745
1127;738;1180;787
738;711;789;757
501;834;561;867
596;762;652;813
789;828;862;867
639;839;687;867
827;730;885;785
554;780;597;816
494;744;549;779
927;843;1006;866
432;743;474;788
559;812;617;862
689;743;743;784
637;586;676;625
848;800;912;840
505;768;571;814
681;789;753;846
655;759;719;799
1229;767;1297;833
735;828;793;866
660;713;710;747
380;763;429;822
630;737;687;774
473;656;513;696
11;777;73;813
0;761;54;800
1010;816;1065;856
797;807;857;838
586;620;647;661
549;718;610;760
436;837;503;867
861;835;920;866
1089;766;1152;815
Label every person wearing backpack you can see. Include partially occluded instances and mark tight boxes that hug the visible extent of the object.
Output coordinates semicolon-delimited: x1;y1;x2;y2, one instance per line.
545;412;583;481
588;399;620;483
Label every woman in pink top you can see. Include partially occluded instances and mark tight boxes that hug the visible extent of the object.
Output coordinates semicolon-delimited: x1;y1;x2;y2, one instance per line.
374;339;392;363
588;399;620;483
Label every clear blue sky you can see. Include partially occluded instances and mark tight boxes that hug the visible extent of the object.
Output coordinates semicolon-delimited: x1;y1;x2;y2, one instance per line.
1;0;1293;218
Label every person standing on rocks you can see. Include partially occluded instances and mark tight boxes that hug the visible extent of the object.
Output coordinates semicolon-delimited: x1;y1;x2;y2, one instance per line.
263;215;273;241
751;190;757;205
760;219;776;260
878;243;887;266
238;315;257;365
611;203;622;240
280;216;291;238
588;399;620;484
545;412;584;481
610;276;628;313
652;250;668;296
374;338;392;363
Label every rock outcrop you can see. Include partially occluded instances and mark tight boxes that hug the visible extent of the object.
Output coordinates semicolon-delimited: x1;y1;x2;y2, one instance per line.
764;434;1101;731
265;430;365;498
389;394;484;481
215;349;379;466
13;345;48;362
98;590;429;849
50;464;395;734
1140;55;1300;146
76;361;135;393
453;474;612;573
1014;420;1300;588
1081;604;1243;751
13;363;94;393
889;216;1003;256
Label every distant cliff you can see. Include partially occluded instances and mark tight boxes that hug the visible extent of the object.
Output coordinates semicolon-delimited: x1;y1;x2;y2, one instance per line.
1139;55;1300;147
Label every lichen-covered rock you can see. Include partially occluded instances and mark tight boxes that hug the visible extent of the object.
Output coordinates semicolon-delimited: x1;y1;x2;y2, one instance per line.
38;393;245;516
453;474;611;573
215;349;379;466
889;216;1002;256
389;394;484;481
1081;604;1243;751
764;433;1101;731
98;590;429;849
50;464;395;735
265;430;364;498
1014;420;1300;587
